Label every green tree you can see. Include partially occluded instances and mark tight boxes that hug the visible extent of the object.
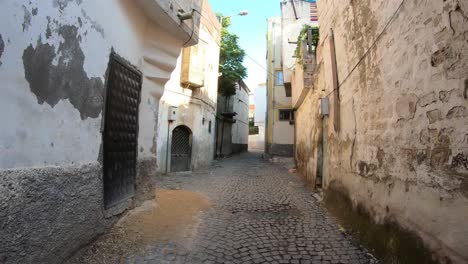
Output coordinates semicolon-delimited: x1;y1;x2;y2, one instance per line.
218;15;247;97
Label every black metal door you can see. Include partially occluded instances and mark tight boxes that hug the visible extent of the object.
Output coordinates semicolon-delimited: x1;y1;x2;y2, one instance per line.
103;54;142;208
171;126;192;172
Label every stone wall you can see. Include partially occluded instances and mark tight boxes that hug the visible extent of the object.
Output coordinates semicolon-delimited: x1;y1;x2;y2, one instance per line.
295;0;468;262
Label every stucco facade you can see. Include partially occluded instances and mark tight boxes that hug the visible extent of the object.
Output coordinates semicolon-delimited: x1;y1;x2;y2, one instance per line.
249;83;267;152
0;0;201;263
156;0;220;173
266;17;295;157
216;80;250;156
294;0;468;262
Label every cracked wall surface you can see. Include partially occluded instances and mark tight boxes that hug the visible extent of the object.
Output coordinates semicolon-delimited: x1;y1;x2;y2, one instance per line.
295;0;468;262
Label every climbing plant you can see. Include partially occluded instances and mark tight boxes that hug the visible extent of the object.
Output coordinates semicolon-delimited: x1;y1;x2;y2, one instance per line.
295;25;319;65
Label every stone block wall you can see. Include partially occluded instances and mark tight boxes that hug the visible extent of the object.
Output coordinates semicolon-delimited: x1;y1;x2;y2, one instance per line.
295;0;468;262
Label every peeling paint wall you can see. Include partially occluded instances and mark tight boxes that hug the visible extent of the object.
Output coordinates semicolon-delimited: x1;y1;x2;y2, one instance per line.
0;0;197;263
295;0;468;262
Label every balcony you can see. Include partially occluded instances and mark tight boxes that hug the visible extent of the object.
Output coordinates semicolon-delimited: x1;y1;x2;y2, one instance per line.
292;39;316;109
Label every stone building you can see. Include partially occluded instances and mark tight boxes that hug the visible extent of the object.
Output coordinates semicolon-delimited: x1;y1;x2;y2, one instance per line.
215;80;250;157
156;0;220;173
0;0;202;263
265;1;318;158
265;17;295;157
293;0;468;262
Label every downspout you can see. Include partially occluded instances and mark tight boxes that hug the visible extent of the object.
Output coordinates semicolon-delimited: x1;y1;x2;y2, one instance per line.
214;116;219;159
165;119;172;174
329;29;340;132
219;95;229;157
320;118;326;187
271;22;276;151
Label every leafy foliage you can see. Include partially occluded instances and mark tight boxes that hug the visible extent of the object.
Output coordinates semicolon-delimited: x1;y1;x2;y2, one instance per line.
295;25;319;65
218;15;247;97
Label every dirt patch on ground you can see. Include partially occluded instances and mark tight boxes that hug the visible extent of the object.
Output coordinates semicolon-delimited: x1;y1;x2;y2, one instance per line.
118;189;210;244
66;189;210;263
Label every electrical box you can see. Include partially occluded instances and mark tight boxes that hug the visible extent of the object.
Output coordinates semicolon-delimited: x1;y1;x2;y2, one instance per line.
168;106;178;121
320;98;329;117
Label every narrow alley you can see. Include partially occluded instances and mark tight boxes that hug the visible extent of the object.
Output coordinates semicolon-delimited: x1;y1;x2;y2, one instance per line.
2;0;467;263
68;152;376;264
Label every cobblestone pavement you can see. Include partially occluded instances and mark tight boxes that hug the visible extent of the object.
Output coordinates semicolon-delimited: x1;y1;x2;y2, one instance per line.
71;152;377;264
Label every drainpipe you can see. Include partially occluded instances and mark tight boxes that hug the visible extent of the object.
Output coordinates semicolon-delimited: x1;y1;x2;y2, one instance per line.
329;29;340;132
214;116;219;159
165;119;171;174
219;95;229;157
320;118;326;187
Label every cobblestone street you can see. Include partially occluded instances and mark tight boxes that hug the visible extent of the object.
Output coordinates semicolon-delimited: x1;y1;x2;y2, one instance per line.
69;152;376;264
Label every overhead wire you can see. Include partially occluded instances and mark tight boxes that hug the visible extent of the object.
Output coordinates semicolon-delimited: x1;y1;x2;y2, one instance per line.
192;8;295;85
322;0;406;98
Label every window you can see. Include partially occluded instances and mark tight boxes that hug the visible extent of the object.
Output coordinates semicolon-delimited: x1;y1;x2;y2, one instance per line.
274;71;284;86
208;120;212;133
284;83;292;97
279;109;294;122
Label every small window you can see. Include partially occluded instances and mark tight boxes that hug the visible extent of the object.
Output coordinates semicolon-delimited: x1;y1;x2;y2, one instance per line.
274;71;284;86
208;120;212;133
279;109;294;121
284;83;292;97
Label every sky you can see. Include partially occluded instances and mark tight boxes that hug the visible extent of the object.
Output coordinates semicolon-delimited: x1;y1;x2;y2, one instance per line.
208;0;283;92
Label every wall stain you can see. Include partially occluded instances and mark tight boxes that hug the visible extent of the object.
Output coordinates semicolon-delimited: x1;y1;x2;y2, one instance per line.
46;17;52;39
22;5;32;32
80;9;105;38
377;148;385;168
324;181;438;264
430;147;451;168
452;153;468;170
357;160;377;177
53;0;82;11
446;106;467;119
0;34;4;66
22;25;104;120
439;89;454;103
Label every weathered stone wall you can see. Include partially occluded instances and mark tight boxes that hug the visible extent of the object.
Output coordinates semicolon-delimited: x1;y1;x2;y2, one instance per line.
295;0;468;262
0;164;113;264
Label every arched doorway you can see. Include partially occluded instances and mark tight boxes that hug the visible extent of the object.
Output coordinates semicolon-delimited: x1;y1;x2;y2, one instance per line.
170;125;192;172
